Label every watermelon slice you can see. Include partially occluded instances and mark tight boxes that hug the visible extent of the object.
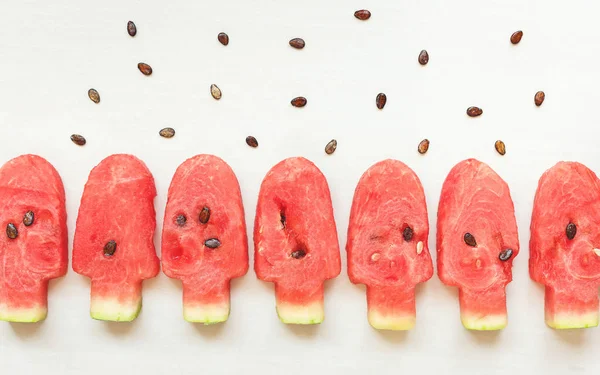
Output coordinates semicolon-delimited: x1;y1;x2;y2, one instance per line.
347;159;433;330
161;155;248;324
0;155;67;322
73;154;160;321
254;157;341;324
530;161;600;329
437;159;519;330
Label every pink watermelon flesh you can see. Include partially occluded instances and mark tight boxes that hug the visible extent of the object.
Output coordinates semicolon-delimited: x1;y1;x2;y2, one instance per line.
347;159;433;330
437;159;519;330
0;155;67;322
254;157;341;324
530;161;600;329
72;154;159;322
161;155;248;324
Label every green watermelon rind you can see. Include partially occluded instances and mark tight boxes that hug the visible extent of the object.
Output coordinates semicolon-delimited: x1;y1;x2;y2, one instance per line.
0;305;47;323
461;313;507;331
183;304;230;324
546;313;599;329
276;301;324;324
90;297;142;322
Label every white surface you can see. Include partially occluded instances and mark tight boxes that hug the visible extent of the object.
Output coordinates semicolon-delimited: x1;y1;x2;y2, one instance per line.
0;0;599;374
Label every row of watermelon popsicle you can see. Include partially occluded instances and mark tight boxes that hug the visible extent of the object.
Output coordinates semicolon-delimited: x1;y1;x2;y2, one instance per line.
0;154;595;331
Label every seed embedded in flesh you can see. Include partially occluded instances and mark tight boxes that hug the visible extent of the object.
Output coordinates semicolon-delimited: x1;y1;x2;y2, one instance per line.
280;212;286;229
566;222;577;240
467;106;483;117
88;88;100;103
418;50;429;65
499;248;514;261
291;249;307;259
354;9;371;20
325;139;337;155
416;241;424;254
289;38;305;49
376;93;387;109
218;32;229;46
495;140;506;155
246;136;258;148
6;223;18;239
159;127;175;138
138;62;153;75
291;96;307;107
210;84;222;100
535;91;545;107
403;226;414;241
103;240;117;256
418;139;430;154
510;30;523;44
23;211;34;226
464;232;477;247
176;214;186;226
70;134;86;146
205;238;221;248
199;207;211;224
371;252;380;261
127;21;137;37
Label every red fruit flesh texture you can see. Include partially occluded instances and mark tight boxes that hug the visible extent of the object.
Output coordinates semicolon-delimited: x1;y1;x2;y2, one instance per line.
0;155;67;322
437;159;519;330
72;154;159;321
161;155;248;323
254;157;341;324
530;162;600;329
347;159;433;330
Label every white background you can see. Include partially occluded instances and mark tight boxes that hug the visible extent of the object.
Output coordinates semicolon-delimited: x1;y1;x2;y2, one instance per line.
1;0;599;373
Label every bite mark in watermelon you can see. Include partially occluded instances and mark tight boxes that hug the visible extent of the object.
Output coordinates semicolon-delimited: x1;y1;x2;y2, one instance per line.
254;157;341;324
347;159;433;330
73;154;159;321
161;155;248;324
437;159;519;330
0;155;67;322
530;161;600;329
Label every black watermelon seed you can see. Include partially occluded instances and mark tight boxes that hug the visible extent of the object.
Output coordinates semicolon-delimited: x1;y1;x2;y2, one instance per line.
246;136;258;148
291;97;307;107
535;91;545;106
289;38;306;49
291;249;307;259
127;21;137;37
566;222;577;240
88;88;100;103
499;248;514;261
218;32;229;46
325;139;337;155
467;106;483;117
6;223;18;239
418;139;430;154
354;10;371;20
159;127;175;138
464;232;477;247
418;50;429;65
103;240;117;256
176;214;187;226
510;30;523;44
403;226;414;241
138;62;153;75
70;134;86;146
199;207;211;224
205;238;221;248
23;211;34;226
376;93;387;109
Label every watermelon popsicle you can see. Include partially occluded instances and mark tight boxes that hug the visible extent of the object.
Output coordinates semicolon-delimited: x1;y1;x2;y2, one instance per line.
161;155;248;323
437;159;519;330
254;157;341;324
347;159;433;330
530;162;600;329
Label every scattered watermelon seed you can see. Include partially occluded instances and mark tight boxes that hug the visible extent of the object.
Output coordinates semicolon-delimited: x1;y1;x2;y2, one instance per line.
467;106;483;117
205;238;221;248
138;62;153;75
416;241;424;254
218;32;229;46
159;127;175;138
127;21;137;37
495;140;506;155
246;136;259;148
291;96;307;107
418;50;429;65
280;212;286;229
210;84;222;100
510;30;523;44
325;139;337;155
354;9;371;20
535;91;545;106
464;232;477;247
291;249;306;259
289;38;306;49
23;211;34;226
499;248;513;261
103;240;117;256
70;134;86;146
566;222;577;240
418;139;430;154
376;93;387;109
403;226;414;241
175;214;187;226
6;223;17;239
199;207;211;224
88;88;100;104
